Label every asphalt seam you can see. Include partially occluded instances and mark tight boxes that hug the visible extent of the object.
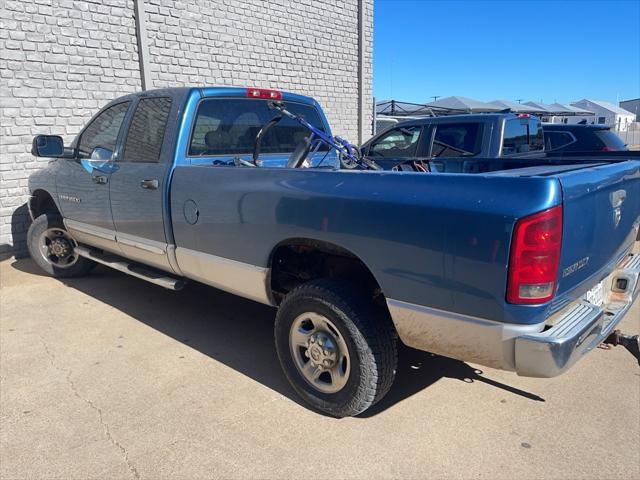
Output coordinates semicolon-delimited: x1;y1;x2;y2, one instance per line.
39;336;141;480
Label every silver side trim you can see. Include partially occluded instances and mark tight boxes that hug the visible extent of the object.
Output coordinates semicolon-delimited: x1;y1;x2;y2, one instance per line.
64;219;176;273
176;247;273;306
386;298;545;370
64;218;122;254
116;232;166;255
166;244;184;277
64;219;116;241
116;232;174;272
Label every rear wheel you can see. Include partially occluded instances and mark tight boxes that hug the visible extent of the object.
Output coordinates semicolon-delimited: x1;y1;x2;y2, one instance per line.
275;278;397;417
27;213;95;278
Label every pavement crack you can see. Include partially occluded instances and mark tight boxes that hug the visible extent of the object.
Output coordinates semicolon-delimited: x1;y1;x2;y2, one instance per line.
40;338;140;479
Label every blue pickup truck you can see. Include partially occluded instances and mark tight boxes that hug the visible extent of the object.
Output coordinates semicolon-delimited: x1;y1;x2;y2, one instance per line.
28;87;640;417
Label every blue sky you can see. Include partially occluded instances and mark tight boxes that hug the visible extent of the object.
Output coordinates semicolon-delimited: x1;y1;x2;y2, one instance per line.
373;0;640;105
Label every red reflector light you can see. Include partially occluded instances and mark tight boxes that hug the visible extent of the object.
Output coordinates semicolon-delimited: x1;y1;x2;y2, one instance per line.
246;87;282;100
517;113;531;118
507;205;563;304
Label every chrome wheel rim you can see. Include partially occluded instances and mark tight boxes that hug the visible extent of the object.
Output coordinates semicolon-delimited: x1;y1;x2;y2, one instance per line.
289;312;351;394
38;228;78;269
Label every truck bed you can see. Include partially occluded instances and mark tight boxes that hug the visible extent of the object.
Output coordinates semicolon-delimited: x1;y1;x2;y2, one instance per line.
169;160;640;326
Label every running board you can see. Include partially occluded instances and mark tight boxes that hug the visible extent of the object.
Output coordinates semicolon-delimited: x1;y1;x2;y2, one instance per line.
75;245;186;291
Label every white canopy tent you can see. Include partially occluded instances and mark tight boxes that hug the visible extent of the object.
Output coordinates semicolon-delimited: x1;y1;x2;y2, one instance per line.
489;100;547;114
425;96;503;113
548;103;595;116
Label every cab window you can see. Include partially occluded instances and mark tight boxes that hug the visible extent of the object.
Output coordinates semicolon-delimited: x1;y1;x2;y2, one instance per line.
188;99;326;156
545;131;576;151
502;117;544;156
368;126;421;158
77;102;130;160
431;123;483;157
121;97;172;163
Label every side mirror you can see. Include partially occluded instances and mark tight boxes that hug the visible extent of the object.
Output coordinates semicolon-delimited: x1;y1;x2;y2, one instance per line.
32;135;65;158
90;147;114;161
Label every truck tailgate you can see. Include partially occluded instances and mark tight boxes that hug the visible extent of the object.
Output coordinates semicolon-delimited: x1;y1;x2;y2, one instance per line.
554;161;640;302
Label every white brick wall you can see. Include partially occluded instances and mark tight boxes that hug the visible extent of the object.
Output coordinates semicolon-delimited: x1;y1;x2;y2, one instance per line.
0;0;141;256
0;0;372;256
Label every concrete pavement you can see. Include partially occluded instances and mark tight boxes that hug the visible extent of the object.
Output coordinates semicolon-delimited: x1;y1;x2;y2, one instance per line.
1;257;638;479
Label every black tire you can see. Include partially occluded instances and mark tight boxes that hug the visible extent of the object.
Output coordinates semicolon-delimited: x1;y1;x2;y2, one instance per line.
275;278;397;417
27;213;96;278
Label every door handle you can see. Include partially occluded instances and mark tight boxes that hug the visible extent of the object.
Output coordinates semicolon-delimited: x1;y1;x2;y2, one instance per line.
140;179;159;190
92;174;108;184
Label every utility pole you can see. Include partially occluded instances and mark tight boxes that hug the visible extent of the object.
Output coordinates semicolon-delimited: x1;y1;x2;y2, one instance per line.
515;99;523;104
431;96;441;102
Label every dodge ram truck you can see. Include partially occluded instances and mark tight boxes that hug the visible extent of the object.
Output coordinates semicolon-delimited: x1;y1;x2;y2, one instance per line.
27;87;640;417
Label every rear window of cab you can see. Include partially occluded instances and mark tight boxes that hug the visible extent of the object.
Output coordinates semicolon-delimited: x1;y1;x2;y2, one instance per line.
188;98;326;156
502;117;544;156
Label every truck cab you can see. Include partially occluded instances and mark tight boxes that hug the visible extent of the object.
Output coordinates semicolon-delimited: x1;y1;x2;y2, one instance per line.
31;88;335;273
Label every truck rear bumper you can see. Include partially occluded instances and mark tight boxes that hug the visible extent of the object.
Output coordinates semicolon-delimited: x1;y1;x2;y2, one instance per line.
386;251;639;377
514;251;639;377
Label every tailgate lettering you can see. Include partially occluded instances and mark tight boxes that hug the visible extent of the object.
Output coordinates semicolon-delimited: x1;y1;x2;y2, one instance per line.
563;256;589;278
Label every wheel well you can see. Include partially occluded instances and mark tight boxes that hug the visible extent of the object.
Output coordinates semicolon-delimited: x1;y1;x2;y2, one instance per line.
29;190;60;219
269;239;384;306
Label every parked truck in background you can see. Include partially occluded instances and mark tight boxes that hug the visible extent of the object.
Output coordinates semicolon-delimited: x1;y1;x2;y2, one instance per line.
361;113;546;172
27;87;640;417
362;113;639;173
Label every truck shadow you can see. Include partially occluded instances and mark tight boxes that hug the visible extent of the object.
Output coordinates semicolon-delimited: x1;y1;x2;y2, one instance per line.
11;260;544;417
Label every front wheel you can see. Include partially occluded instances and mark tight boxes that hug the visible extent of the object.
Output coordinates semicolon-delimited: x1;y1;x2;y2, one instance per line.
274;278;397;417
27;213;95;278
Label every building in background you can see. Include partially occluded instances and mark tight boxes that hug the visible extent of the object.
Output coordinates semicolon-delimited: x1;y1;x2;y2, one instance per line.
619;98;640;121
570;99;635;130
0;0;373;256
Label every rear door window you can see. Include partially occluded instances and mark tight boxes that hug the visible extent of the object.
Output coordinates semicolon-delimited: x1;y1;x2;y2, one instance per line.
431;123;483;157
189;99;326;156
368;126;421;158
122;97;172;163
545;131;576;150
502;117;544;155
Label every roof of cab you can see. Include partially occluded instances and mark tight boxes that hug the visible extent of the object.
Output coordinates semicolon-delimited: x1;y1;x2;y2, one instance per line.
102;86;320;114
541;123;610;131
122;86;315;104
387;112;529;129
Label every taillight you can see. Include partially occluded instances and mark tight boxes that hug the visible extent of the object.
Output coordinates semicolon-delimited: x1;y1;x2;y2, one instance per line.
601;146;619;152
507;205;563;304
246;87;282;100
